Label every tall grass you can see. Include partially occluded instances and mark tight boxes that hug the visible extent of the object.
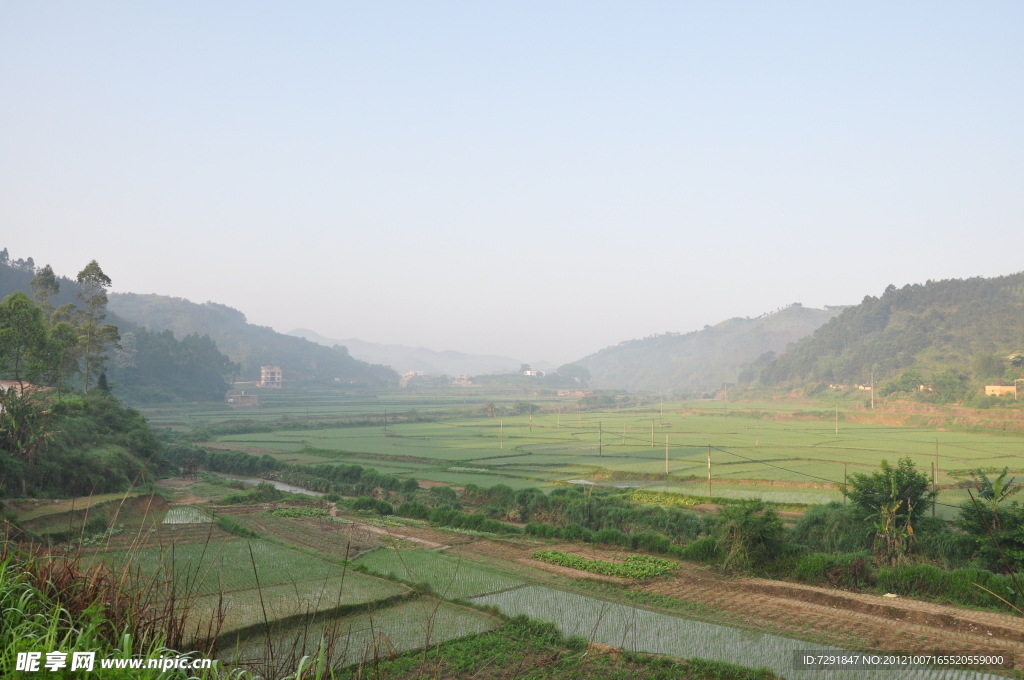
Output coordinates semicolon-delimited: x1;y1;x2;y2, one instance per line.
0;539;229;679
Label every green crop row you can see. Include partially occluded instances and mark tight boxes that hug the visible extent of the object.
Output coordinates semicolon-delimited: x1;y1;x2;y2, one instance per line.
531;550;677;579
271;507;328;518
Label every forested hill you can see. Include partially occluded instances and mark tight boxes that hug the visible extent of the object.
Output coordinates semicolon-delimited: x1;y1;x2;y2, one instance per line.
108;293;398;387
760;272;1024;387
0;252;237;403
576;305;840;394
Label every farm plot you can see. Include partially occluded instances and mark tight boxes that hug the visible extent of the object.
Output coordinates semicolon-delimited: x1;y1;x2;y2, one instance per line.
184;390;1024;512
98;539;353;596
220;598;499;667
193;573;406;634
92;538;406;635
645;483;843;505
163;506;214;524
356;548;523;599
471;587;994;680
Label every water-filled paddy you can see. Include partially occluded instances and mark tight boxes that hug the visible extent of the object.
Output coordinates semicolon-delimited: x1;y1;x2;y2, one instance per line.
472;586;1000;680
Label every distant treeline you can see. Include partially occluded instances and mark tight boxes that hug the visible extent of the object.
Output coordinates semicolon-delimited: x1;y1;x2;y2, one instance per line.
188;412;435;441
165;448;418;496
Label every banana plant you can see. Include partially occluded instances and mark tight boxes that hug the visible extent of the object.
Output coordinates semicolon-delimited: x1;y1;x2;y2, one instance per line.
970;467;1024;530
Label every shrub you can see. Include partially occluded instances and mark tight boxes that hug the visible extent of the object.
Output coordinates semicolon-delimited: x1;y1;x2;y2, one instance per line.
790;502;872;554
714;501;785;571
525;522;561;538
630;531;672;554
220;481;285;504
913;516;974;568
957;495;1024;573
353;497;394;515
561;523;593;542
877;564;1022;611
396;501;430;520
677;536;719;563
792;552;875;589
429;485;459;505
428;507;521;535
593;528;630;547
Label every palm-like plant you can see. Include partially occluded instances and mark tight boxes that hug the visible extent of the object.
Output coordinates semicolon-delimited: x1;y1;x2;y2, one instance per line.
873;478;914;566
969;467;1024;529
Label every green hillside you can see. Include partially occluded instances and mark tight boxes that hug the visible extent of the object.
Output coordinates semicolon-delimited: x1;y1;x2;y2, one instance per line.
0;252;236;403
108;292;398;387
760;273;1024;398
576;305;840;394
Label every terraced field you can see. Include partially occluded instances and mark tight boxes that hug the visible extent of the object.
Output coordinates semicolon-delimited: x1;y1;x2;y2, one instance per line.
91;538;407;634
220;599;500;668
357;548;523;599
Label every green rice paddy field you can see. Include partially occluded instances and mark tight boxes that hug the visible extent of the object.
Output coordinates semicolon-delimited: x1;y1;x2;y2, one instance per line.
90;538;407;634
163;393;1019;510
141;388;1024;516
220;599;500;669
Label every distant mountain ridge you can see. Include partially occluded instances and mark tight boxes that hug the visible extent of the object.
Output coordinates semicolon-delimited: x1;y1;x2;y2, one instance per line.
108;293;397;387
760;273;1024;387
287;328;525;376
576;305;841;394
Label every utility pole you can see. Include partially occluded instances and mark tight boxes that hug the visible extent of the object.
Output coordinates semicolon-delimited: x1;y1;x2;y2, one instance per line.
664;434;669;475
530;407;533;434
500;419;503;450
870;369;874;410
707;444;712;500
651;420;655;448
931;461;936;518
835;402;838;435
843;463;848;505
622;422;626;446
935;439;939;484
577;403;581;426
755;417;760;448
599;421;603;457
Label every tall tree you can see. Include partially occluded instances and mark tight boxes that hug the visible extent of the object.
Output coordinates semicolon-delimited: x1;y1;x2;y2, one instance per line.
47;321;80;396
0;291;50;387
75;260;119;393
29;264;60;315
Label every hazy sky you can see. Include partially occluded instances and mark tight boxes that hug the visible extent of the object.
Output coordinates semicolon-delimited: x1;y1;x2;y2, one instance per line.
2;3;1022;365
